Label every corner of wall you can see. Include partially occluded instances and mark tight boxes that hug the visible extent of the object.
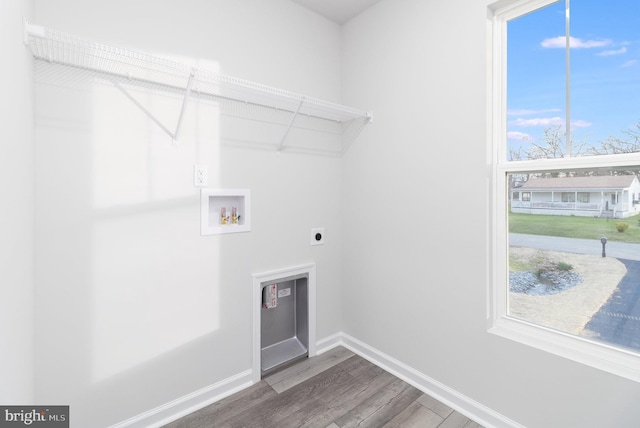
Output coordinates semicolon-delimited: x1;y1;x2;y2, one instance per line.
0;0;36;403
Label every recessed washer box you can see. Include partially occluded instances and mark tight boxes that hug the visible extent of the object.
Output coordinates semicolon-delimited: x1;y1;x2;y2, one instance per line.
201;188;251;235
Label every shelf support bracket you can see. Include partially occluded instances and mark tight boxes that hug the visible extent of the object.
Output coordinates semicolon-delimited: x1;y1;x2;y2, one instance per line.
113;81;175;140
113;71;195;146
341;112;373;155
277;97;305;153
173;69;195;144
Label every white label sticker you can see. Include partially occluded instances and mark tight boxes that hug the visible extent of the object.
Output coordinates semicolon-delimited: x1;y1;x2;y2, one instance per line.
278;288;291;298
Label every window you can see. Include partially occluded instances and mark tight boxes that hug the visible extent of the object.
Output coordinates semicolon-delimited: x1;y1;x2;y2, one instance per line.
512;191;520;200
490;0;640;381
561;192;575;203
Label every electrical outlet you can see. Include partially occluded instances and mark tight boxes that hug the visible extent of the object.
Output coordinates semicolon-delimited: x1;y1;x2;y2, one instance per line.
194;165;208;187
311;228;325;246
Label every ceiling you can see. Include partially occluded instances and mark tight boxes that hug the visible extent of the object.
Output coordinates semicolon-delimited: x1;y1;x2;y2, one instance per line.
291;0;384;24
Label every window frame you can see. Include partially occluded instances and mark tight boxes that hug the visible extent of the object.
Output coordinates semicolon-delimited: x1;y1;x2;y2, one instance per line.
488;0;640;382
561;192;575;203
577;192;589;203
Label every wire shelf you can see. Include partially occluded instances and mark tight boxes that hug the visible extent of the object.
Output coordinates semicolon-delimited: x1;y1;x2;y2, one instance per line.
25;21;372;154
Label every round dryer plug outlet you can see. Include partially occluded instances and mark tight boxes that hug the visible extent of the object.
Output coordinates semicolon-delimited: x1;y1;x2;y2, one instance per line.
311;228;325;246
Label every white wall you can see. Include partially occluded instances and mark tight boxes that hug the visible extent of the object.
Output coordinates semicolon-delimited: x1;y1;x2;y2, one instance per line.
342;0;640;427
0;0;35;403
18;0;640;426
32;1;343;426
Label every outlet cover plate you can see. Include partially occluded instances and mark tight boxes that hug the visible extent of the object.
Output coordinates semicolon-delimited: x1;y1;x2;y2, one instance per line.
311;228;325;246
194;165;208;187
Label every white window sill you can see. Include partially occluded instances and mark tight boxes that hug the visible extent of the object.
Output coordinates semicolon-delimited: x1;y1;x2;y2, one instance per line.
489;316;640;382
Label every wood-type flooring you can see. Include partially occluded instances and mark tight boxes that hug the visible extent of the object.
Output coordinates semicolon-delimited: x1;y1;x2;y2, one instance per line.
163;346;484;428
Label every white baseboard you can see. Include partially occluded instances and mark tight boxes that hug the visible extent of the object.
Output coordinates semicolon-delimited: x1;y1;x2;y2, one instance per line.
110;332;522;428
315;332;342;354
337;333;524;428
108;370;253;428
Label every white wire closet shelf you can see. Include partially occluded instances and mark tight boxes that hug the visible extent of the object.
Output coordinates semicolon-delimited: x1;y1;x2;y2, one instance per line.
24;20;372;155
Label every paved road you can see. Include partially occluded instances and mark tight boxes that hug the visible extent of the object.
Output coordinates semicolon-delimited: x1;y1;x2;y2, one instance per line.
584;259;640;350
510;233;640;261
510;233;640;351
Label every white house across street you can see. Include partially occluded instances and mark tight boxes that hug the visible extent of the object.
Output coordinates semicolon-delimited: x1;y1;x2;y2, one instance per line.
511;175;640;218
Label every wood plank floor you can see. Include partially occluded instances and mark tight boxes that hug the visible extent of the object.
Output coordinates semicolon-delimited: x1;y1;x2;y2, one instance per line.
163;347;484;428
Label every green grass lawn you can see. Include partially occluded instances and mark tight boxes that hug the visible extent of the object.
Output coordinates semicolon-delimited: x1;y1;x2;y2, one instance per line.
509;213;640;243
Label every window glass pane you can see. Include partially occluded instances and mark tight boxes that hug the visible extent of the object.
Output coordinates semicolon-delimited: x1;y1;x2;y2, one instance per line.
507;1;565;160
571;0;640;156
508;169;640;352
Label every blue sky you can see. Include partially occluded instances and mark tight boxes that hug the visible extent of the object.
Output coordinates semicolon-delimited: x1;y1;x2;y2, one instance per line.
507;0;640;154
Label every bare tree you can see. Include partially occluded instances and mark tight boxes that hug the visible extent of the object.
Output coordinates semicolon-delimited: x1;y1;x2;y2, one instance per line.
523;125;586;160
585;122;640;177
508;122;640;187
588;123;640;155
508;146;524;162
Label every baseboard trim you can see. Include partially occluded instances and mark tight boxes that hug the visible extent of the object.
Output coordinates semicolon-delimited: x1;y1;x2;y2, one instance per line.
110;332;521;428
315;332;342;354
338;333;524;428
108;370;253;428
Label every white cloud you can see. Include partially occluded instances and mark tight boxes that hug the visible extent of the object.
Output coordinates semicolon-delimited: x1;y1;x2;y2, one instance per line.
508;131;531;141
597;47;627;56
512;116;565;127
511;117;591;128
571;120;592;128
621;60;638;68
541;36;611;49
